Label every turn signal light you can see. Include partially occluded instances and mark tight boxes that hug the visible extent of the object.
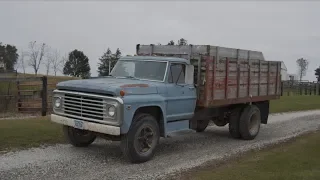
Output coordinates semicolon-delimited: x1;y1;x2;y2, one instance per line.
120;90;126;97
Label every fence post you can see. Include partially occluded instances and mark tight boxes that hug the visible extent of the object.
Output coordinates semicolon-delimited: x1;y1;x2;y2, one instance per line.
304;86;307;95
16;80;21;112
41;76;47;116
299;86;302;95
281;81;283;96
310;85;312;95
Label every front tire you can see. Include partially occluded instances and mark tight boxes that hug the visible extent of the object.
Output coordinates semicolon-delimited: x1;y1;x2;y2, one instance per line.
239;105;261;140
63;126;96;147
120;113;160;163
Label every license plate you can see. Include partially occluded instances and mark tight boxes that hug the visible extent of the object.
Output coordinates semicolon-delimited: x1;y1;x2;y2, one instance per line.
74;120;84;129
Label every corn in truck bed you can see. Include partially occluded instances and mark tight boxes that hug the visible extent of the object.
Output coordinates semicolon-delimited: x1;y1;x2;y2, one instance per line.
136;44;281;107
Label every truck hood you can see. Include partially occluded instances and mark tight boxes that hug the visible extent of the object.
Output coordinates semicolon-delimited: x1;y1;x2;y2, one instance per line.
56;77;161;96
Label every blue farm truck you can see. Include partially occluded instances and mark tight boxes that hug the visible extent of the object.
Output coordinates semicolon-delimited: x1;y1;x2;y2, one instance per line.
51;44;281;163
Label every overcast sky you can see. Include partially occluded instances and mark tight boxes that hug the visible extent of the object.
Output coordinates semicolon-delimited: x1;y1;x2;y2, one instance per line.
1;1;319;80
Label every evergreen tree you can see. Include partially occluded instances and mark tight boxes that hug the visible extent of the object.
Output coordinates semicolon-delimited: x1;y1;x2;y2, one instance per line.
63;49;91;78
97;48;112;76
111;48;121;71
0;43;19;70
315;66;320;82
167;40;175;45
178;38;188;45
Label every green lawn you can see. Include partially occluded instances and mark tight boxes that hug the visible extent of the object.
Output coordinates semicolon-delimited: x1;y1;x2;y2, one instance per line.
0;117;64;152
186;131;320;180
1;95;320;152
270;95;320;113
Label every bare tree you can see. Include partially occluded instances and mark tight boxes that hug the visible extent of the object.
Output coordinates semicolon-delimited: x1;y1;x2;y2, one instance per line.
16;49;27;74
28;41;47;75
43;46;53;75
43;58;51;75
59;54;67;74
48;49;63;76
296;58;309;81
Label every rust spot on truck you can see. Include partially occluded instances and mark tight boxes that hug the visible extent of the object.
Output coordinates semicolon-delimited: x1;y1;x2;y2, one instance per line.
120;84;149;88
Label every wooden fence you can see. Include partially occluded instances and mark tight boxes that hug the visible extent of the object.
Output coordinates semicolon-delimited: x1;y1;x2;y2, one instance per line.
281;80;320;96
0;76;58;116
1;77;319;116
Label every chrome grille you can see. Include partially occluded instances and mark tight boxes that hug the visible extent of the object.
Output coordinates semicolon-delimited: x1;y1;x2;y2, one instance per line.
63;93;105;121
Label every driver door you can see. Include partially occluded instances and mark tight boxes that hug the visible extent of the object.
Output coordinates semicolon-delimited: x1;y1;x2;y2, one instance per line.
165;63;197;122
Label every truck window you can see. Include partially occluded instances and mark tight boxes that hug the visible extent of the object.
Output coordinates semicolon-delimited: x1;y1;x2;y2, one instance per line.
168;63;185;84
111;60;167;81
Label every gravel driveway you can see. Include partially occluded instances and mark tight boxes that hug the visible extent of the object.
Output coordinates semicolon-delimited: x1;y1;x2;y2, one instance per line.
1;110;320;180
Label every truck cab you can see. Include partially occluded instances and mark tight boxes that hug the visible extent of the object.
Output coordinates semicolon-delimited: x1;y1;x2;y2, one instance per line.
51;56;198;163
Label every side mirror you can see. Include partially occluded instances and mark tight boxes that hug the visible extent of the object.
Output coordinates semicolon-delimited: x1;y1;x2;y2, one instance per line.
185;65;194;85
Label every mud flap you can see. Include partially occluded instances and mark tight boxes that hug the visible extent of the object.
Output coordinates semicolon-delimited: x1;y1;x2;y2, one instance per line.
255;101;269;124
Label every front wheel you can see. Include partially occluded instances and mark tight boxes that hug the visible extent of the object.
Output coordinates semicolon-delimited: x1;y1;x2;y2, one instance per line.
120;113;160;163
63;126;96;147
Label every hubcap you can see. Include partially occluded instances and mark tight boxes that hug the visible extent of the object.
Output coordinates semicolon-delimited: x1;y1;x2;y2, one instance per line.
249;113;259;135
136;127;154;153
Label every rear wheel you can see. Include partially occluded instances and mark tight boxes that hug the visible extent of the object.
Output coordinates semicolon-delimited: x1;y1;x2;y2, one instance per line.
120;113;160;163
63;126;96;147
239;105;261;140
228;107;243;139
195;119;210;132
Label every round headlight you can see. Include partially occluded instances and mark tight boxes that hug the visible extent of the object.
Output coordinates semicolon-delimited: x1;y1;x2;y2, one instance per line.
54;97;62;108
108;106;116;117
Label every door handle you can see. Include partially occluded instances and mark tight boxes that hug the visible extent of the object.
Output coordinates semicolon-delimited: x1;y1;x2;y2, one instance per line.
189;87;195;90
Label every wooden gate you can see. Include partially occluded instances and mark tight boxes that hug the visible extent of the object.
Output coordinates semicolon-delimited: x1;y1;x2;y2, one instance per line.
16;76;58;116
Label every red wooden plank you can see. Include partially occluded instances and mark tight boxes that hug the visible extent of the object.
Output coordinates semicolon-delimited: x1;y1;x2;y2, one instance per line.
248;61;252;97
236;62;240;98
275;62;279;95
225;58;229;99
258;60;261;96
267;61;270;95
204;56;214;106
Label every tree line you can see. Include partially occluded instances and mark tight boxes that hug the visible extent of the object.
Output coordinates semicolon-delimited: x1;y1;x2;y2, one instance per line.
0;39;188;78
3;38;319;81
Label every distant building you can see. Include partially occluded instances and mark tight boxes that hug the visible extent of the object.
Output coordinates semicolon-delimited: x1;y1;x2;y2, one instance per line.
280;62;300;81
287;73;299;81
280;61;288;81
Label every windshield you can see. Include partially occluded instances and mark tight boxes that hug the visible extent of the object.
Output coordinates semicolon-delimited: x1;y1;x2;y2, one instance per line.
110;60;167;81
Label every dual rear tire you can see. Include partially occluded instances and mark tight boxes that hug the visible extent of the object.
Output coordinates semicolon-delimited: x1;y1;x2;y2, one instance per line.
195;104;261;141
228;104;261;140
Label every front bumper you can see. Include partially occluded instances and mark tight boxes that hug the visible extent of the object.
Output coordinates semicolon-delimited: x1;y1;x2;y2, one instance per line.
51;114;120;136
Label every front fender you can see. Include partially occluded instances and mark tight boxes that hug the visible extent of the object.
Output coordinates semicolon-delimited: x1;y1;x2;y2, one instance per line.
120;94;166;134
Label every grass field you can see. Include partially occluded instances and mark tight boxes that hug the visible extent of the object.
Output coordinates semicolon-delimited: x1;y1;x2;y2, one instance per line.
270;95;320;113
1;95;320;152
186;131;320;180
0;117;64;152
